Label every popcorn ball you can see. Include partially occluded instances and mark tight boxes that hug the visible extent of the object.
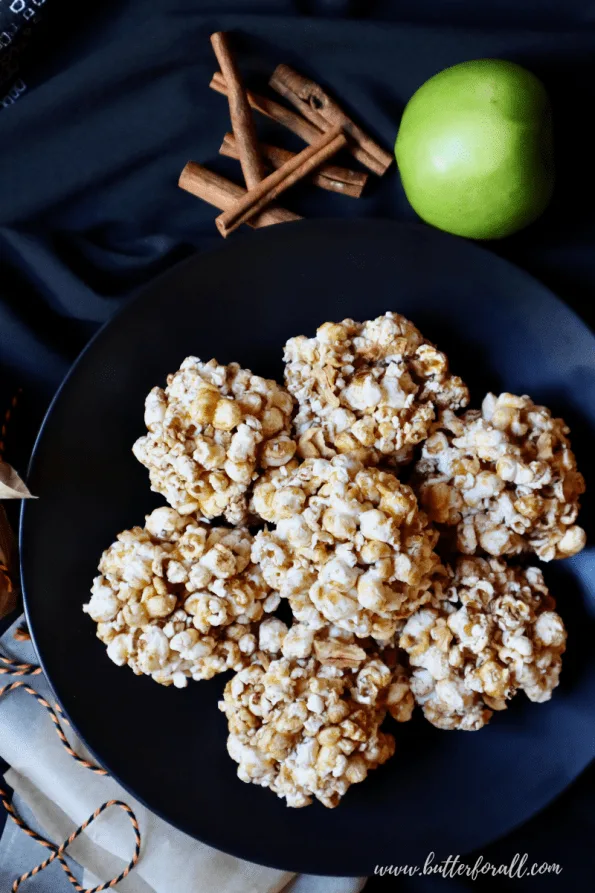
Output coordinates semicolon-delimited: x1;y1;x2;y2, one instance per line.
284;312;469;466
414;394;586;561
83;507;278;687
400;557;567;731
219;624;399;807
133;358;296;525
251;454;442;641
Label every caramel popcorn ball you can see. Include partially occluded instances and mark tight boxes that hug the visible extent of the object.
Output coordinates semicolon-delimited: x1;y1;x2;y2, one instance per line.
132;358;296;525
400;557;567;731
83;507;278;686
284;312;469;466
251;455;441;641
415;394;586;562
86;312;588;809
219;624;399;807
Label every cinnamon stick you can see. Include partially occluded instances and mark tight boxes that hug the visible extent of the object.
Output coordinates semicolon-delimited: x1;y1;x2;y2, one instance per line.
216;125;346;237
178;163;300;227
210;71;323;145
269;64;393;176
219;132;367;197
210;32;265;188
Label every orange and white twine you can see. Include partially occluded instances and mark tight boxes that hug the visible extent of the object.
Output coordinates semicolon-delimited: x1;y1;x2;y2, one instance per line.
1;393;141;888
0;655;142;891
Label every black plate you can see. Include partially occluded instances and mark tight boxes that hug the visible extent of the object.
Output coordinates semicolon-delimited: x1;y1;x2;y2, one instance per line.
20;220;595;876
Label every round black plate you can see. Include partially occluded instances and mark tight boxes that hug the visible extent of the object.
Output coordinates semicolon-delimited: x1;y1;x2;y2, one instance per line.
20;220;595;876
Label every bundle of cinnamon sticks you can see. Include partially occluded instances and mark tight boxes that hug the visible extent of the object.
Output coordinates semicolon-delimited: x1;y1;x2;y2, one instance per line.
179;32;393;237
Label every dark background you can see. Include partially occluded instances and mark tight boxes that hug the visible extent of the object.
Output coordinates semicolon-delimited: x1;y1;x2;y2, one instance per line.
1;1;594;889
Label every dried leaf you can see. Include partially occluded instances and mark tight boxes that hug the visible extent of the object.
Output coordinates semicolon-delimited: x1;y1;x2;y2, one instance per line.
0;569;17;618
0;504;15;566
0;461;34;499
0;505;17;618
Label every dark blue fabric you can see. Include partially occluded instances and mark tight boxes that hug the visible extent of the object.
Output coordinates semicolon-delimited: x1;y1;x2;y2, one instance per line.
1;1;594;887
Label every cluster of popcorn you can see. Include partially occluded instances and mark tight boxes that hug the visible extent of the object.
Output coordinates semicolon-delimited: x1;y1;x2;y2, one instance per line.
251;455;441;641
86;313;586;809
132;358;296;525
400;557;567;731
283;312;469;466
414;394;586;561
219;624;411;807
83;507;277;686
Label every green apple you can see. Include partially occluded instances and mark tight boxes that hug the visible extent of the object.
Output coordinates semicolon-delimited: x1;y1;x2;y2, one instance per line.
395;59;554;239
